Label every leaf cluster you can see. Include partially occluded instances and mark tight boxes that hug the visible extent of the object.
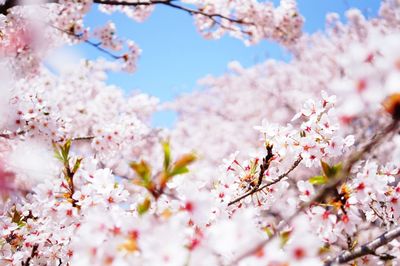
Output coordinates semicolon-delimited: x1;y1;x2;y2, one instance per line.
130;141;196;215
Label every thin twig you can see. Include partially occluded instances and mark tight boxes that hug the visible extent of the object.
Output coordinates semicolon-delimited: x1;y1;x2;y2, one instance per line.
48;23;123;60
0;131;25;139
21;244;39;266
70;135;95;142
228;156;302;206
93;0;250;25
369;201;388;227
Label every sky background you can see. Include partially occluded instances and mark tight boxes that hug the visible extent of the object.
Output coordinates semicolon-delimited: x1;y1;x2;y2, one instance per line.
54;0;381;127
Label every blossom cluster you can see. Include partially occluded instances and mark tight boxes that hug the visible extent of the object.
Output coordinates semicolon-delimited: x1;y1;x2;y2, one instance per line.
1;60;159;181
0;0;304;75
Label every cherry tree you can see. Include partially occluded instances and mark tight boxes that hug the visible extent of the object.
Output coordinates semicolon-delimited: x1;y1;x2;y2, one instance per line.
1;0;400;265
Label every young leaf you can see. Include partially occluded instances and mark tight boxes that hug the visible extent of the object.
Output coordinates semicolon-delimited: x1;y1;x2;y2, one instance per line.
280;230;291;247
72;158;83;173
321;160;331;177
263;227;273;238
166;153;196;178
54;150;64;162
332;162;343;176
53;140;72;164
249;159;258;176
170;166;189;177
173;153;196;170
11;209;22;224
137;197;151;215
320;160;342;178
61;139;71;162
309;175;328;185
130;160;152;184
162;141;171;172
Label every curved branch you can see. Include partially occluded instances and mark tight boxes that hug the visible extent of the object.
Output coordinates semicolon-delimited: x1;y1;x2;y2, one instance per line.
47;23;124;59
228;156;302;206
1;0;251;26
324;225;400;265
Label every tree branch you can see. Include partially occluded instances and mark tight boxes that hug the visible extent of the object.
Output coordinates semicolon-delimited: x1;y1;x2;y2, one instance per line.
21;244;39;266
47;23;124;60
1;0;250;26
228;156;302;206
324;225;400;265
0;131;25;139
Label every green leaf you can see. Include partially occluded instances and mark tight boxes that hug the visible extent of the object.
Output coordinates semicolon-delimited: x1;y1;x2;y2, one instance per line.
280;230;291;247
137;197;151;215
173;153;196;169
332;162;343;176
53;142;63;162
54;150;64;162
320;160;342;178
309;175;328;185
321;160;331;177
263;227;273;238
72;158;83;173
53;140;72;163
17;220;26;228
170;166;189;177
130;160;152;183
249;159;258;175
168;153;196;178
61;139;71;162
162;141;171;172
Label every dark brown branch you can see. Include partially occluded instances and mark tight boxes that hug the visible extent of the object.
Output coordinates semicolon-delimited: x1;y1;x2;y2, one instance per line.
0;131;25;139
48;23;123;60
1;0;62;14
0;0;15;15
93;0;171;6
228;156;302;206
0;0;167;14
0;130;94;142
159;1;249;25
258;145;274;187
21;244;39;266
68;135;95;142
1;0;249;24
324;225;400;265
93;0;250;25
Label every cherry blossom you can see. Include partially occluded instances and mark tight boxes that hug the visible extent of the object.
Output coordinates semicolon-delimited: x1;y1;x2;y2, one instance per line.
2;0;400;265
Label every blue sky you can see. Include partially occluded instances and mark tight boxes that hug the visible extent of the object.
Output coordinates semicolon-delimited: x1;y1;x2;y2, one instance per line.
66;0;381;126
